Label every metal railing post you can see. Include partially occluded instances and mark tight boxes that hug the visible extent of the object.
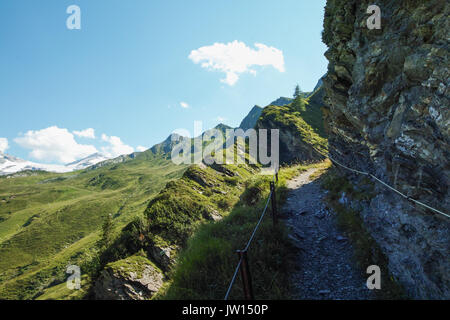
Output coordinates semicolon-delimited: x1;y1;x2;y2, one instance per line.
236;250;254;300
270;181;278;225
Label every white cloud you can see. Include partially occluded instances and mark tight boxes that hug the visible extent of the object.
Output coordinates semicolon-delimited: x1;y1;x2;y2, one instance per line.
180;102;190;109
136;146;148;152
189;40;285;86
73;128;95;139
101;134;134;158
14;126;97;164
216;116;227;122
0;138;8;153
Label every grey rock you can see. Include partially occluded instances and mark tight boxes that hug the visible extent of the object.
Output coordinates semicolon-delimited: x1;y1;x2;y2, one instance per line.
149;245;176;271
322;0;450;299
95;256;164;300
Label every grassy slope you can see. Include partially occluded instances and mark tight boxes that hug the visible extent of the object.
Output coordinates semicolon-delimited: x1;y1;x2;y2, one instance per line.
0;152;188;299
145;164;255;247
161;162;330;299
148;101;330;299
92;145;324;300
304;87;327;137
256;96;328;157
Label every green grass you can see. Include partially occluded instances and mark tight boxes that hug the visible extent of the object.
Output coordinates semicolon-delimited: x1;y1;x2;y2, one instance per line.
304;90;327;137
159;163;326;300
98;161;260;265
36;274;91;300
0;151;188;299
144;164;255;248
256;98;328;158
105;251;162;281
320;168;407;300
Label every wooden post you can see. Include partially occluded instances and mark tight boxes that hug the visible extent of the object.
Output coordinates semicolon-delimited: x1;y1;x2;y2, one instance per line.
270;181;278;225
237;250;254;300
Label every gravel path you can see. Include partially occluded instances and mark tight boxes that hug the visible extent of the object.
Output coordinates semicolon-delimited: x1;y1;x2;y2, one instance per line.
282;168;374;300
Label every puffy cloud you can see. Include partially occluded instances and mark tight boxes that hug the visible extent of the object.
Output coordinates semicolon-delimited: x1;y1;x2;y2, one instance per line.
189;40;285;85
216;116;227;122
14;126;97;163
0;138;8;153
101;134;134;158
180;102;190;109
136;146;148;152
73;128;95;139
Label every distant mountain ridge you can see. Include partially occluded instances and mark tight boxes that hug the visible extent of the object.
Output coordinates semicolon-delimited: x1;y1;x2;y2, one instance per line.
269;97;293;106
1;85;325;176
239;97;300;131
65;153;110;170
0;152;110;176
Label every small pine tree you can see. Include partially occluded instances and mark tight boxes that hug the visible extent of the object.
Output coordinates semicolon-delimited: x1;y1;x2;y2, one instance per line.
99;213;113;249
292;84;306;112
294;84;301;99
292;97;306;112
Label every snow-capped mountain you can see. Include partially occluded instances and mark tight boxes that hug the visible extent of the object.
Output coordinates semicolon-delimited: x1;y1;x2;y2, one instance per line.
64;153;110;171
0;152;111;176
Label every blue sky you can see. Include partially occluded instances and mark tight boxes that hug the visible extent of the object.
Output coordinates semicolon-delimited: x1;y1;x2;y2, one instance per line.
0;0;328;164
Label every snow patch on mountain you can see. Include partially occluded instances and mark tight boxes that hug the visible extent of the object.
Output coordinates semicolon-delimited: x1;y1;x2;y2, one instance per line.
0;152;112;176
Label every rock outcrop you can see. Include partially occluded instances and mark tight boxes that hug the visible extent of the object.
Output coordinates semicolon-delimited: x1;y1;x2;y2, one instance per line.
148;245;176;271
95;255;164;300
322;0;449;298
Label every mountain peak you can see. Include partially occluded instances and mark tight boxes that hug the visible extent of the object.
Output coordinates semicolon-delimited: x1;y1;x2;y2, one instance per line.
214;123;233;132
150;133;184;155
239;105;263;131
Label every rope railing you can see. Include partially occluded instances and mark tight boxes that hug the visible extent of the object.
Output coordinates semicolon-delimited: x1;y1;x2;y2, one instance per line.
311;147;450;219
224;171;278;300
224;256;243;300
243;194;272;252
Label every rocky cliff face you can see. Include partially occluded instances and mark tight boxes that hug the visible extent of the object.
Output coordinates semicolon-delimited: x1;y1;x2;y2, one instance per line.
322;0;449;298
